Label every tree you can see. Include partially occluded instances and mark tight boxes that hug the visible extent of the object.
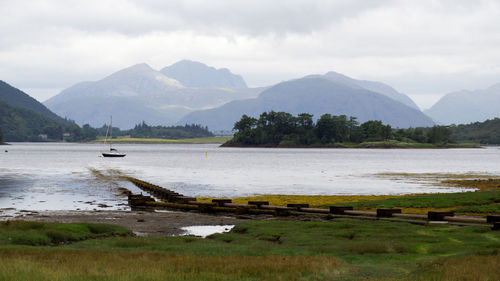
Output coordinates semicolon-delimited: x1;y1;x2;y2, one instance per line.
316;114;336;144
360;120;391;141
232;115;258;144
426;125;452;144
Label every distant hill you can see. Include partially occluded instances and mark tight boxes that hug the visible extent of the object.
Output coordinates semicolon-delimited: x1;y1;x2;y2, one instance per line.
179;77;435;131
45;63;261;129
425;83;500;124
161;60;247;88
0;82;78;142
309;72;420;110
450;118;500;144
0;80;64;122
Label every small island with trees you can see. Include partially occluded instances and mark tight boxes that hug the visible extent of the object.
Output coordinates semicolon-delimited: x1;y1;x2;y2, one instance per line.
223;111;479;148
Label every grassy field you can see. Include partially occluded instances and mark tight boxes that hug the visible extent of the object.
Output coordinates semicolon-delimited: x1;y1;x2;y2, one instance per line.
0;219;499;280
94;136;232;144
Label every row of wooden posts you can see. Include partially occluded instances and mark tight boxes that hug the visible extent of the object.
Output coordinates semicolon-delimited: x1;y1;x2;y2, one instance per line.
124;177;500;230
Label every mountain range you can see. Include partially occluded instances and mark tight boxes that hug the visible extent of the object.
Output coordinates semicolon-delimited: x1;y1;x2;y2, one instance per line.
180;77;434;131
44;62;262;129
160;60;247;88
425;83;500;125
43;60;436;130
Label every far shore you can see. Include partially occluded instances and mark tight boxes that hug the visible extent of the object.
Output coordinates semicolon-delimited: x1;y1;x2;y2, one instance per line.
221;141;481;149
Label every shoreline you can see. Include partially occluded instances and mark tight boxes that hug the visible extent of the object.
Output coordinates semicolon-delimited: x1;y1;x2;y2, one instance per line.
221;142;482;149
5;209;244;237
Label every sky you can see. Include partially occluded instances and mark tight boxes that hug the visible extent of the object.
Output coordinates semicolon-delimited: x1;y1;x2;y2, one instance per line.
1;0;499;109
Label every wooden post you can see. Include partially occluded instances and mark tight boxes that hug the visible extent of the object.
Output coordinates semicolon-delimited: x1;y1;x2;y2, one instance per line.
174;196;196;204
329;206;353;214
377;209;402;217
212;199;232;207
428;211;454;221
493;222;500;231
287;203;309;210
486;215;500;224
248;201;269;207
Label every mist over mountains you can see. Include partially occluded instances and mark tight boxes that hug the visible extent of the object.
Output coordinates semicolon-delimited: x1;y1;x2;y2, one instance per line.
41;60;437;130
180;77;434;131
44;61;262;129
39;59;499;131
161;60;247;88
425;83;500;125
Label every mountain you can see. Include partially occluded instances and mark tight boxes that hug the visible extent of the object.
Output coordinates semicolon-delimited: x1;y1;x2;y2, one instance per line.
307;72;419;110
0;81;73;141
179;77;434;131
45;63;261;129
161;60;247;88
0;80;64;122
425;83;500;125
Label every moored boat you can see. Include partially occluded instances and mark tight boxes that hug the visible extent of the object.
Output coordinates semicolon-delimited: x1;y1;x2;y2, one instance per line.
102;116;126;158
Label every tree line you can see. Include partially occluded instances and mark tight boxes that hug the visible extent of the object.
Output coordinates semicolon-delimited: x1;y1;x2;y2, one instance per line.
0;99;213;143
449;118;500;144
230;111;453;146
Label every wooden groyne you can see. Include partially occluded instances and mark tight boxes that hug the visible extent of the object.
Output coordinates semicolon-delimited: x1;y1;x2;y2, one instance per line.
124;177;499;230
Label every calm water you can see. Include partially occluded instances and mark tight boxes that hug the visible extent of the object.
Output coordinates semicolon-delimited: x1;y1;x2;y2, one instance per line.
1;143;499;213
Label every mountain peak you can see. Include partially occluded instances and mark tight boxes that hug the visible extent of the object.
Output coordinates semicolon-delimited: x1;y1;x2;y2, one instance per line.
102;63;183;89
305;71;419;110
161;60;247;88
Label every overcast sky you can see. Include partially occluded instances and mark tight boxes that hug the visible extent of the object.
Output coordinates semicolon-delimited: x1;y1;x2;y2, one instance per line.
1;0;499;109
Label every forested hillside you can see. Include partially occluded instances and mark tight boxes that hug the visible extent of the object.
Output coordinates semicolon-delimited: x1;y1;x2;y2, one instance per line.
450;118;500;144
0;99;82;142
0;80;64;122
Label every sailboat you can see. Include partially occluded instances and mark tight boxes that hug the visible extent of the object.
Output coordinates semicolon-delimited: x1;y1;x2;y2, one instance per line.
102;116;126;158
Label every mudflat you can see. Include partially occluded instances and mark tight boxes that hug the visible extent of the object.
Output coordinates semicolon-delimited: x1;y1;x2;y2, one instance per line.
5;210;244;236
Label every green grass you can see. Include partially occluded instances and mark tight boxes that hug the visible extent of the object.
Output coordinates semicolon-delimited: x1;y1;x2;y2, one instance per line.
326;190;500;215
0;221;130;246
1;219;498;280
94;136;232;144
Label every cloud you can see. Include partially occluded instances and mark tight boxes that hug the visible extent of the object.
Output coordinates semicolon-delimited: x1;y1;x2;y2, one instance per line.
1;0;499;107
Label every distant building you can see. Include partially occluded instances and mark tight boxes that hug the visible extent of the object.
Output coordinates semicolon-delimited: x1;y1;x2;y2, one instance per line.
38;134;48;140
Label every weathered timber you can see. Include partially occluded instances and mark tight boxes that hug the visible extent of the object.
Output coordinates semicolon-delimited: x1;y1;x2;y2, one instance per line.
329;206;353;214
224;203;257;209
344;210;376;216
128;194;155;206
393;213;428;219
174;196;197;204
428;211;455;221
212;199;232;206
377;209;402;217
300;207;330;214
445;216;487;224
487;215;500;223
287;203;310;210
248;201;269;207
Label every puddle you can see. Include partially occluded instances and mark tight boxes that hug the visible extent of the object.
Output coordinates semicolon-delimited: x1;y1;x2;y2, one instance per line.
180;225;234;238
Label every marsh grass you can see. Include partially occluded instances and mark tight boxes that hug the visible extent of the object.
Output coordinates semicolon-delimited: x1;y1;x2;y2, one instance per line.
0;221;130;246
0;219;499;280
334;190;500;215
197;194;399;207
201;173;500;215
0;251;347;281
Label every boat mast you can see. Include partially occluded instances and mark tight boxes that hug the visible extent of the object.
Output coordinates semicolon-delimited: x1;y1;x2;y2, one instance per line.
109;116;113;150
